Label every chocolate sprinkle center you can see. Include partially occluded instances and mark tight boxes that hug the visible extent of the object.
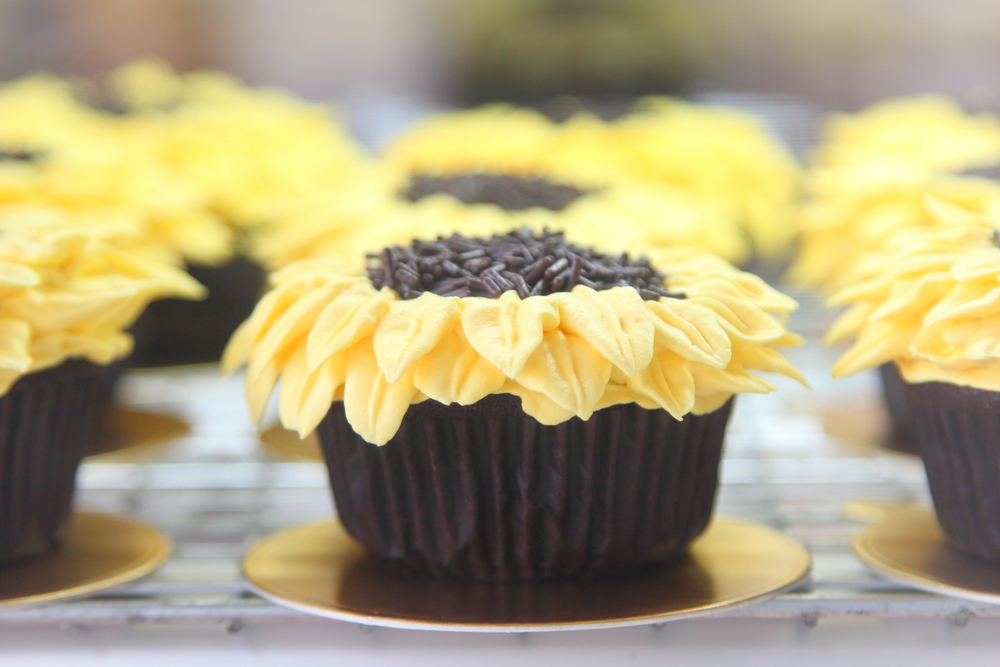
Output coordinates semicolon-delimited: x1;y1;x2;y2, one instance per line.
403;172;586;212
367;228;682;301
0;149;40;163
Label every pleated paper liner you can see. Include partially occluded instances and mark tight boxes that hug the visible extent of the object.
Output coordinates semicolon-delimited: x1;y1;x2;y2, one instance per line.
0;512;171;608
319;396;732;582
853;505;1000;605
242;517;811;632
0;360;110;564
902;379;1000;562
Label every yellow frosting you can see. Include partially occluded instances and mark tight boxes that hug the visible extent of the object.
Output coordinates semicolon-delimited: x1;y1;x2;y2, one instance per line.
385;100;800;262
0;72;232;267
790;165;1000;292
792;96;1000;293
811;96;1000;173
253;162;748;271
225;248;804;445
0;220;205;395
828;199;1000;390
107;59;365;230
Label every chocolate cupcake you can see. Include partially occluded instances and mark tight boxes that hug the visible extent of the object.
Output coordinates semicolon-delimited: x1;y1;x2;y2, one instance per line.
829;204;1000;563
0;61;364;365
877;363;919;454
227;226;804;581
0;223;203;564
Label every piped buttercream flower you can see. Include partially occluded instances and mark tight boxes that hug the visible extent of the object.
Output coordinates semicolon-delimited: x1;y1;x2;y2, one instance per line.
226;230;804;445
828;199;1000;389
810;95;1000;173
107;59;365;230
0;70;232;268
791;96;1000;293
385;100;800;262
0;220;205;395
253;163;748;272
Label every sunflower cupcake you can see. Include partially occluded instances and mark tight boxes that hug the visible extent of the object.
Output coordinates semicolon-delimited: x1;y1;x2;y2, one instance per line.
828;200;1000;562
226;228;803;581
253;161;747;274
790;96;1000;293
793;97;1000;452
384;101;800;265
0;218;203;564
0;73;232;269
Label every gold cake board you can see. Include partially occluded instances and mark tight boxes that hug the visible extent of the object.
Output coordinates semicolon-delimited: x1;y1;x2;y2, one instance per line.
854;505;1000;604
820;404;918;456
85;405;190;462
243;517;811;632
0;512;172;608
259;424;322;461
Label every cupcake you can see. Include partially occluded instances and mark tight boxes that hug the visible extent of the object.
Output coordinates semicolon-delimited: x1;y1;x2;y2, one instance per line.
792;96;1000;452
102;59;365;365
0;71;234;364
384;102;800;266
226;228;803;581
791;96;1000;294
0;221;203;564
828;201;1000;562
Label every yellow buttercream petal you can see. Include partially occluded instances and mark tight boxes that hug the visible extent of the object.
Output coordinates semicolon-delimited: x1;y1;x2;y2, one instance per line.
342;339;420;446
373;292;461;384
515;329;611;420
0;261;39;288
554;286;653;377
460;292;559;377
500;379;575;425
247;283;339;386
690;364;776;395
688;293;787;343
625;350;695;419
306;288;390;370
644;298;730;368
0;318;32;372
295;350;350;437
413;325;506;406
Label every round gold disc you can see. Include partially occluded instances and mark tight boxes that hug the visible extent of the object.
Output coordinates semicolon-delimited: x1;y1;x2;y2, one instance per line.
243;517;811;632
0;512;172;608
85;406;190;461
259;424;322;462
854;505;1000;604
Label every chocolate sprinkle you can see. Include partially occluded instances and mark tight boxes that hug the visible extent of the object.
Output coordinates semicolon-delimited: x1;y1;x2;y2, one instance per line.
403;172;586;212
367;228;683;301
0;149;40;163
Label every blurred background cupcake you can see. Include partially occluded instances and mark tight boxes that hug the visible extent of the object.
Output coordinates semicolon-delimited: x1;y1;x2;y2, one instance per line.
0;220;201;564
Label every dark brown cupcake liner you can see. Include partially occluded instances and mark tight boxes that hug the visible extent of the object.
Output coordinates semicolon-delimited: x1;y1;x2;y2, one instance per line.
131;256;265;367
318;394;733;582
0;359;112;565
902;379;1000;563
878;363;920;455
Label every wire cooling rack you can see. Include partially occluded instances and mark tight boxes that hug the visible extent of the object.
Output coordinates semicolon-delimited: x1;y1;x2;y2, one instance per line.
1;289;997;629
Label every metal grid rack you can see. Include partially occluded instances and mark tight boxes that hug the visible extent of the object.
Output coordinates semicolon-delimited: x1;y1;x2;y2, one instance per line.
1;290;996;629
